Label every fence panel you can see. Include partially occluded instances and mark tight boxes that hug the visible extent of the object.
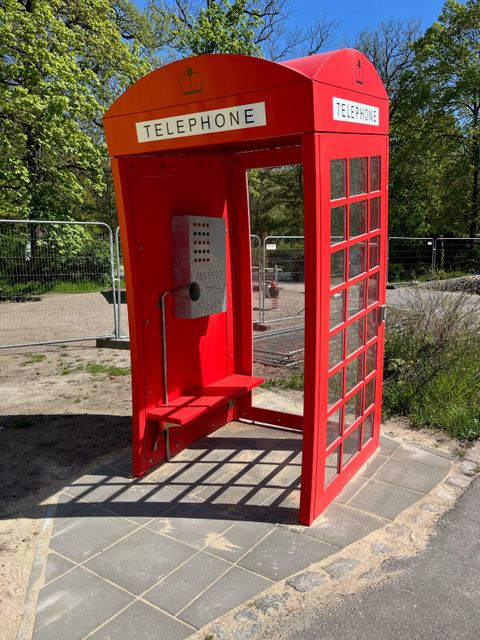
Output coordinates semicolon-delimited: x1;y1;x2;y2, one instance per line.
261;236;305;325
0;220;117;348
434;237;480;276
387;237;434;284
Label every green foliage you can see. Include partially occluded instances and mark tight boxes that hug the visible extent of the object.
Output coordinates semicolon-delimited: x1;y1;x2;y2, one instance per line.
411;0;480;238
0;0;150;223
383;288;480;440
170;0;263;55
248;166;304;237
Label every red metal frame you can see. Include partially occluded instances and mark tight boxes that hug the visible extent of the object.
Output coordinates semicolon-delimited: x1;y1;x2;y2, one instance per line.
104;50;389;525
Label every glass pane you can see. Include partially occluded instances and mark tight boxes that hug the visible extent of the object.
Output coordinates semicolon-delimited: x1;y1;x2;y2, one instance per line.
369;236;380;269
366;343;377;374
330;160;346;200
331;206;345;245
370;197;380;230
349;242;367;278
343;426;361;467
370;156;381;191
365;378;376;408
367;309;379;341
327;408;342;446
368;273;379;306
348;280;366;318
329;330;344;369
346;355;364;393
362;411;374;445
349;157;368;195
330;291;345;329
345;388;363;428
328;370;343;408
331;249;345;287
325;447;340;487
347;317;365;356
349;201;367;238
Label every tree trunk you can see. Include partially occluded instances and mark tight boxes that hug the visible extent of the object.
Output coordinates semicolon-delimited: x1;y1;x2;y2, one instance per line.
469;105;479;239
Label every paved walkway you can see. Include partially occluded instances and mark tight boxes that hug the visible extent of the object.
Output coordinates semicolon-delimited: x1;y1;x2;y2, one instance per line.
32;422;453;640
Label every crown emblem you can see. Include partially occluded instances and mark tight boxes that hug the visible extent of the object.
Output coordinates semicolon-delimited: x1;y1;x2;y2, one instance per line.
355;60;364;85
181;68;203;95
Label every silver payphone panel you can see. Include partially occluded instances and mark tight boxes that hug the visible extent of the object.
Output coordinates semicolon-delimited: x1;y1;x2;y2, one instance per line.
171;215;227;319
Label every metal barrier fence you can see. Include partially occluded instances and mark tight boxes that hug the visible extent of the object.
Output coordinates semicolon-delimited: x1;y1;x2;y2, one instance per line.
388;236;480;284
0;220;117;348
1;223;479;350
434;237;480;276
261;235;305;325
387;237;435;284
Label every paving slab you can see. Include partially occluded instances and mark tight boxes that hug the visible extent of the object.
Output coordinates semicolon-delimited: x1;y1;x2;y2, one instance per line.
52;491;95;525
392;445;453;469
305;503;388;547
88;600;193;640
178;566;272;629
374;457;448;493
358;454;389;478
50;506;138;563
147;502;239;549
239;528;339;580
42;552;76;584
203;521;276;562
33;566;133;640
334;474;368;504
378;436;401;456
94;482;184;524
144;552;231;615
85;526;196;595
349;479;424;520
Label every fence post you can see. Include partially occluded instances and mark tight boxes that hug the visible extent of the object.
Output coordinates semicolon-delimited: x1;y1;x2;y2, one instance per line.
114;226;122;339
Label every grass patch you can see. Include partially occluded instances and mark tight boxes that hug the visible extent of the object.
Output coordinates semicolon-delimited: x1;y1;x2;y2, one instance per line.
0;280;107;301
262;369;304;390
384;288;480;441
20;352;46;366
85;362;131;376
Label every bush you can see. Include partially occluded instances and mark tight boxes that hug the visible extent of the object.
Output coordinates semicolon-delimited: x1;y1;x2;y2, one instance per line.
384;287;480;440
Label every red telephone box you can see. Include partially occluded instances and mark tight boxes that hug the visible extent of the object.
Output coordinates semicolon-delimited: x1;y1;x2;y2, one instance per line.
104;49;389;526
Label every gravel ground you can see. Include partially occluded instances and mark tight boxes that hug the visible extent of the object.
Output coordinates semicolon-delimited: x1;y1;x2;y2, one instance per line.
424;274;480;295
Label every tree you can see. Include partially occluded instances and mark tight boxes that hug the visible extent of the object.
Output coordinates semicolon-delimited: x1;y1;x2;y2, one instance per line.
414;0;480;238
149;0;337;60
0;0;151;230
355;14;472;239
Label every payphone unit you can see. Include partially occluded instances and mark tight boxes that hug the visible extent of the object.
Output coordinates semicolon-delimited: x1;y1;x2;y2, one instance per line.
171;215;226;319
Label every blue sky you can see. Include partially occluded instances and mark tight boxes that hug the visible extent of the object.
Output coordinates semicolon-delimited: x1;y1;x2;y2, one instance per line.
132;0;447;47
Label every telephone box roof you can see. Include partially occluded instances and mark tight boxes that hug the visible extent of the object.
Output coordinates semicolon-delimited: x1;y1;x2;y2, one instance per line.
104;49;388;156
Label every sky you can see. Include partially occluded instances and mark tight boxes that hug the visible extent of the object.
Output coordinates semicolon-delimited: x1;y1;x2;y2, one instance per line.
132;0;447;48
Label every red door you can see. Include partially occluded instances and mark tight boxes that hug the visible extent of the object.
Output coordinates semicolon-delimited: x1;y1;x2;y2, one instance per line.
301;133;388;523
